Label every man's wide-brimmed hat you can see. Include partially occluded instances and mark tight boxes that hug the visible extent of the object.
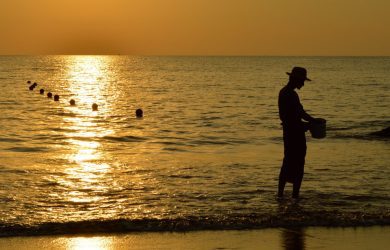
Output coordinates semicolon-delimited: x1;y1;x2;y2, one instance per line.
286;67;311;81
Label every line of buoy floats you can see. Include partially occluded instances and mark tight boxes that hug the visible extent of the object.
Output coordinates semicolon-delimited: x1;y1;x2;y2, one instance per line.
27;80;143;118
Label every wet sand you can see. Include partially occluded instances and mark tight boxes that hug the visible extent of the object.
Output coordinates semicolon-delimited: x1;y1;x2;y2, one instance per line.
0;226;388;250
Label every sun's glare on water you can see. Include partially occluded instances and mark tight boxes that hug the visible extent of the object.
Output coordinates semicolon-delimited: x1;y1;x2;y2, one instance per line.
59;56;115;205
66;56;111;113
65;237;112;250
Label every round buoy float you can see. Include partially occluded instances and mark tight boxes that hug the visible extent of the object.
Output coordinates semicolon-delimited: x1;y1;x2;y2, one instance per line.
136;108;143;118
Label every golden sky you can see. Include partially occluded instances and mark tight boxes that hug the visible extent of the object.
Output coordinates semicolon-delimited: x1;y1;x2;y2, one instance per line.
1;0;389;55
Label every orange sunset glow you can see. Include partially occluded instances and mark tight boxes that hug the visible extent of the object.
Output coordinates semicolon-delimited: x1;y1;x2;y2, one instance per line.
1;0;389;55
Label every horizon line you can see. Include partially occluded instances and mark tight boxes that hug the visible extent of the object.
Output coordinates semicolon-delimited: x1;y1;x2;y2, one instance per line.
1;54;390;57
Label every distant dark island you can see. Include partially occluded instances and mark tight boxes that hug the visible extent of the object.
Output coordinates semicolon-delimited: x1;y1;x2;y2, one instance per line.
370;127;390;137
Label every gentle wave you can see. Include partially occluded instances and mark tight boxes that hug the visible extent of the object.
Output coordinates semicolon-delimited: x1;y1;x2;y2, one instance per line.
328;121;390;131
103;135;148;142
5;146;49;152
0;137;23;143
328;133;390;141
0;168;29;174
1;211;389;237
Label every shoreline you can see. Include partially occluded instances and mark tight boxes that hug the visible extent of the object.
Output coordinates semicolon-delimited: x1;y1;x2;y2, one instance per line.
0;226;388;250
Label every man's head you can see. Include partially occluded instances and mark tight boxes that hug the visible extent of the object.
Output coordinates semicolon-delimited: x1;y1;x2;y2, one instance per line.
287;67;311;89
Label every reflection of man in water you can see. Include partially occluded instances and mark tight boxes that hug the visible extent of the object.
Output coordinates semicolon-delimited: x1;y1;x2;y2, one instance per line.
282;228;305;250
278;67;316;198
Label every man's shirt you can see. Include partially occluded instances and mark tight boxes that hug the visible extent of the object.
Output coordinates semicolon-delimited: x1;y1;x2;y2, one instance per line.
278;85;305;132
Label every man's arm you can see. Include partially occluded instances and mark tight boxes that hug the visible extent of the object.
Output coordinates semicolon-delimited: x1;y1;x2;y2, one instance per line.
302;110;315;122
298;99;315;122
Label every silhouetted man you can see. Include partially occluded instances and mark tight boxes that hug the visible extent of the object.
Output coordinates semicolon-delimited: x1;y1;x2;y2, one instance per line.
278;67;316;198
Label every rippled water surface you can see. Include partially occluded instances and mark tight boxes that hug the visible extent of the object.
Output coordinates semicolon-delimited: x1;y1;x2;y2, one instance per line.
0;56;389;235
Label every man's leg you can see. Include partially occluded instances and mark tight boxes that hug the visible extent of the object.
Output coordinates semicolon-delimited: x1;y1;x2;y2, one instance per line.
292;141;306;199
278;168;286;197
292;179;302;198
292;166;304;198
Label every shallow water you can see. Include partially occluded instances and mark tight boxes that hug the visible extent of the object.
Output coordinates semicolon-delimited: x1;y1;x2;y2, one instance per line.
0;56;389;236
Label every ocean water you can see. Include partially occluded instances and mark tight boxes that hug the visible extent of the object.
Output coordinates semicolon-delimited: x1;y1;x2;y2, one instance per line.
0;56;389;236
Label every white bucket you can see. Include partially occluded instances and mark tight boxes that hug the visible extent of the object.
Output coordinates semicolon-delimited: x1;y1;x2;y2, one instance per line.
310;118;326;139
